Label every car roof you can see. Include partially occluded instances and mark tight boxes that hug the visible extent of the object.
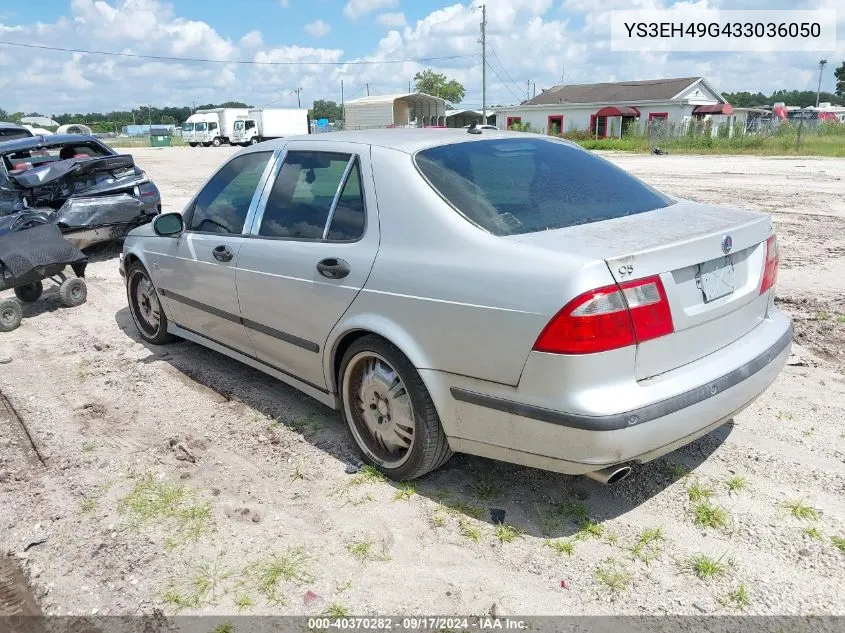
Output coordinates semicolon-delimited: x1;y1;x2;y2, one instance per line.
247;128;550;155
0;134;105;153
0;121;28;129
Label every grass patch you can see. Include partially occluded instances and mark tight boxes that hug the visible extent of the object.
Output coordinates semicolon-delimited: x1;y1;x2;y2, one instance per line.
291;461;307;481
720;584;752;611
234;593;255;612
781;498;819;521
448;501;485;521
347;539;390;563
691;502;730;530
81;440;98;453
629;527;664;565
286;415;325;436
349;465;385;486
556;500;590;523
686;479;715;502
336;580;353;592
803;526;823;541
831;536;845;554
467;473;504;501
575;521;604;540
494;524;523;544
663;461;691;479
725;474;748;494
75;358;94;382
834;314;845;324
392;482;417;501
458;518;483;543
804;426;816;438
546;539;575;556
534;503;562;537
80;498;96;513
118;472;213;543
776;411;794;421
325;603;350;617
249;547;314;605
812;310;830;321
593;559;633;595
683;553;733;580
429;508;447;528
210;624;233;633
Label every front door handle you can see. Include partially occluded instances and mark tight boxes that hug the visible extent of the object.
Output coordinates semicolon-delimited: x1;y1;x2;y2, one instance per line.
316;258;350;279
212;245;233;262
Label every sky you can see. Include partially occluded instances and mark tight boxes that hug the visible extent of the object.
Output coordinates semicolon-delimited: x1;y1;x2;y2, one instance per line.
0;0;842;115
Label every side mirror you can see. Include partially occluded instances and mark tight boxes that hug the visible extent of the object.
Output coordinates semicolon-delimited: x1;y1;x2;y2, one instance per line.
153;212;184;237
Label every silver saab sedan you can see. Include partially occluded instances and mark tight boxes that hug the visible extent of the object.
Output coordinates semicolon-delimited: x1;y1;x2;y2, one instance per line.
119;129;791;483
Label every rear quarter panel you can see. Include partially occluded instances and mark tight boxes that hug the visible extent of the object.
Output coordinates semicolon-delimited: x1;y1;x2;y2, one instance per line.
327;145;615;387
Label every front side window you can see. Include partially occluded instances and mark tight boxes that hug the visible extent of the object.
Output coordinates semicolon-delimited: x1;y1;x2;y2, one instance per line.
182;123;193;132
195;122;207;131
415;138;674;236
188;151;272;234
258;151;364;240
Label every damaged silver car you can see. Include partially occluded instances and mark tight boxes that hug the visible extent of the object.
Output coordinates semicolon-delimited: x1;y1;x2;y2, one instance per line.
0;134;161;249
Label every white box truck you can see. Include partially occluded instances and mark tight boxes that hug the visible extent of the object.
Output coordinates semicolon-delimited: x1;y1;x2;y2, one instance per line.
231;108;310;146
181;113;208;146
194;108;249;146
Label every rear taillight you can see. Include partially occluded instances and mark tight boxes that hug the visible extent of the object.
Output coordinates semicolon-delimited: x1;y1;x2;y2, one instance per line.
533;276;674;355
760;235;779;294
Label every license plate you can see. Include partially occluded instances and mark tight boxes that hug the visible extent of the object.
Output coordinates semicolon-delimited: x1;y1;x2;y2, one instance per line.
696;256;735;302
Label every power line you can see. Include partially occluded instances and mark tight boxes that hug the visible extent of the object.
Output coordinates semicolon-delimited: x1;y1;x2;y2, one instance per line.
489;45;524;100
485;60;523;105
0;40;478;66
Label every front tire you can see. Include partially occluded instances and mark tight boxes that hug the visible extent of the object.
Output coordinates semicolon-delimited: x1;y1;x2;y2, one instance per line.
126;263;177;345
0;299;23;332
249;138;259;145
339;336;452;480
188;142;197;147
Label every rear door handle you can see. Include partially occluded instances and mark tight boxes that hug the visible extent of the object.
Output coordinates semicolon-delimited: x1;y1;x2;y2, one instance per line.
212;245;233;262
316;258;350;279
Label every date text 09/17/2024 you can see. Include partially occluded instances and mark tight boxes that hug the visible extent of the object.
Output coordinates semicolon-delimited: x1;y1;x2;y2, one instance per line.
306;617;529;630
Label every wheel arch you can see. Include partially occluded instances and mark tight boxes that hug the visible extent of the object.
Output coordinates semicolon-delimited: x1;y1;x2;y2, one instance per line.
326;318;459;444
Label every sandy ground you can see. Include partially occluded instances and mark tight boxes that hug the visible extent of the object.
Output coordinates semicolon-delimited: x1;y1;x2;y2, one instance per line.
1;146;844;618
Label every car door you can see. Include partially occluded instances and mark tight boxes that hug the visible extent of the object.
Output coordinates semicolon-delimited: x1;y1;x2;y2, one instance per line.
235;142;379;390
150;149;276;353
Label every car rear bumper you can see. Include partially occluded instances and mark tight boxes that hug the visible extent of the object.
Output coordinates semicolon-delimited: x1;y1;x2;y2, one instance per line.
422;307;792;475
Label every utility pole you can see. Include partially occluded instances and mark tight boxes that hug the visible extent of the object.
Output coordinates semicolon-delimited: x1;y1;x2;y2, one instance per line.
366;83;370;96
816;59;827;107
481;4;487;123
340;80;344;127
147;105;152;137
527;79;530;102
295;88;302;108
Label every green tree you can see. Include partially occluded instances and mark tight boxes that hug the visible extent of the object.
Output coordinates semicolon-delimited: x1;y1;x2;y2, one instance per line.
310;99;342;121
835;61;845;97
413;69;465;106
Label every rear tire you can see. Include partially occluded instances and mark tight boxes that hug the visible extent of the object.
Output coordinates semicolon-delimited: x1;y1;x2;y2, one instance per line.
188;142;197;147
211;137;221;147
59;277;87;307
14;281;43;303
339;335;452;480
126;262;177;345
249;138;259;145
0;299;23;332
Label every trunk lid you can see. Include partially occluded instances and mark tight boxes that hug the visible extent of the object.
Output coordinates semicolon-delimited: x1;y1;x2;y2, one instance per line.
508;200;773;380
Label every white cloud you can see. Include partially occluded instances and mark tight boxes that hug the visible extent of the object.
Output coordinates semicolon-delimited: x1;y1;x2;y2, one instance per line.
0;0;841;115
376;12;406;27
343;0;399;21
304;19;331;37
239;30;264;49
279;0;290;7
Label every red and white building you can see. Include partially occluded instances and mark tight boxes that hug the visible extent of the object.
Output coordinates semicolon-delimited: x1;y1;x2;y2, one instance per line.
493;76;735;136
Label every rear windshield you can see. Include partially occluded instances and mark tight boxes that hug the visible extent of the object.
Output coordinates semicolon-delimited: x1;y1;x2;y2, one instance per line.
414;138;674;236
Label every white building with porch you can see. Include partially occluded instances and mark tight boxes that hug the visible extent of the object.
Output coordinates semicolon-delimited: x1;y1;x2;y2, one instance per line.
343;93;446;130
493;77;735;137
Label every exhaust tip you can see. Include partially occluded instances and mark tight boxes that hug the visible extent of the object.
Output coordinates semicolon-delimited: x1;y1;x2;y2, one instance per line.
585;465;633;485
605;466;632;485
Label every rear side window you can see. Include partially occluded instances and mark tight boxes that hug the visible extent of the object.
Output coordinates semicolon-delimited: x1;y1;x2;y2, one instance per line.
414;139;674;236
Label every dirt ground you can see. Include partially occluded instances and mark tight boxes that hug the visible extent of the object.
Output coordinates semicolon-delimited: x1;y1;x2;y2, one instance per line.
1;147;843;618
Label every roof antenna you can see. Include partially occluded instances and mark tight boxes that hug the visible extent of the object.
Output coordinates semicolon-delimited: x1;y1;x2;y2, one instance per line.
467;120;482;134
